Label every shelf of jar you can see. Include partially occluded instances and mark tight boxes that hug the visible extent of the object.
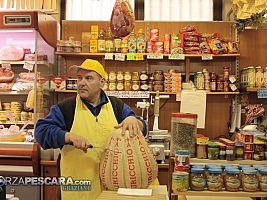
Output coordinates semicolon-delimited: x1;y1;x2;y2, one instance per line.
206;91;239;95
245;88;261;92
0;60;48;65
55;52;240;58
189;158;267;165
0;91;30;95
172;191;267;197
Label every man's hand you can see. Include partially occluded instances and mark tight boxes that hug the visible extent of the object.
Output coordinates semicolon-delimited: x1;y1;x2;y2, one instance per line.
65;132;91;153
114;116;143;137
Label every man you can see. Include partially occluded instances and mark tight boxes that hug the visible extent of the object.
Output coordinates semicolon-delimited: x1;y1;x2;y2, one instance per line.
35;59;146;200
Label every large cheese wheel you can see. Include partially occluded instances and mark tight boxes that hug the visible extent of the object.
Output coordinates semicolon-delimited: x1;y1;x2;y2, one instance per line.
100;128;158;190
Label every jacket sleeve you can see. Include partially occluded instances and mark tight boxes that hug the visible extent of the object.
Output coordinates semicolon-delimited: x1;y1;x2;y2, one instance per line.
34;105;67;149
121;104;148;136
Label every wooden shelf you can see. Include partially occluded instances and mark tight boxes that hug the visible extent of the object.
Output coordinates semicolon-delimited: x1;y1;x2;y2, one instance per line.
0;60;48;65
206;92;239;95
55;52;240;58
0;90;30;95
173;191;267;197
0;121;34;125
190;158;267;165
245;88;259;92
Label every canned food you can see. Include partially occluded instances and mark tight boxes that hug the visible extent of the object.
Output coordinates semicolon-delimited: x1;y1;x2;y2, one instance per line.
146;41;153;53
150;29;159;42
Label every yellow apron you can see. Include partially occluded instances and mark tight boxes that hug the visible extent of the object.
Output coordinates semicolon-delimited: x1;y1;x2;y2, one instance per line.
60;95;118;200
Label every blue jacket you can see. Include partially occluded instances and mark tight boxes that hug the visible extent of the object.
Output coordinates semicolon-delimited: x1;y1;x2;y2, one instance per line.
35;91;147;149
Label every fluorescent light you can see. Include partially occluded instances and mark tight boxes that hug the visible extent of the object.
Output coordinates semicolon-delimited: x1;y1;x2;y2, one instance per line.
0;30;34;33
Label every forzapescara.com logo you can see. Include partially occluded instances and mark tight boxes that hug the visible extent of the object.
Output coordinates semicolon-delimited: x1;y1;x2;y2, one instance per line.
0;175;92;191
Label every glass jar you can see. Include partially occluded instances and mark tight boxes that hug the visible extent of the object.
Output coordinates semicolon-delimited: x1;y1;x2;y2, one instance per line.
226;145;235;161
154;70;164;81
242;169;259;192
218;143;226;160
124;72;132;81
235;144;244;160
132;81;140;91
132;72;139;81
259;168;267;192
153;81;164;92
256;66;264;88
196;144;207;159
140;81;149;91
190;168;206;191
207;142;219;160
217;75;224;92
116;81;124;91
116;71;124;81
140;71;148;81
254;141;265;161
109;71;117;82
172;171;189;192
175;150;191;172
210;72;217;91
225;168;241;192
207;168;223;191
223;66;229;81
108;82;116;91
124;81;132;91
194;72;205;90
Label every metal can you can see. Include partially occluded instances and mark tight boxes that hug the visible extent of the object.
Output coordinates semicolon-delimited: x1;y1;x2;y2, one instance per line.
150;29;159;42
146;41;153;53
194;72;205;90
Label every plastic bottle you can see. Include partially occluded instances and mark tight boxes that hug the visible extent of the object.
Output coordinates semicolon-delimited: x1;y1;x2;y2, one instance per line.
137;29;146;53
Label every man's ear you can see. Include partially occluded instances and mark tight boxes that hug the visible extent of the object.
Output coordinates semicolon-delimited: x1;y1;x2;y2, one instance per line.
100;77;105;88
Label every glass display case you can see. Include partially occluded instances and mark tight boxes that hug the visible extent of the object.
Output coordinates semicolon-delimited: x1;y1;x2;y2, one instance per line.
0;11;57;200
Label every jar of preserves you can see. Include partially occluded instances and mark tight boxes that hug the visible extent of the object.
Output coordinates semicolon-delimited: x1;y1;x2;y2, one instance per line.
247;66;256;88
254;141;265;161
190;168;206;191
225;168;241;192
210;72;217;91
140;71;148;81
154;70;164;81
109;71;117;82
116;81;124;91
217;75;224;92
132;81;140;91
194;72;204;90
207;168;223;191
172;171;189;192
108;82;116;91
259;168;267;192
218;143;226;160
226;145;235;161
153;81;164;92
114;37;122;53
116;71;124;81
124;81;132;91
256;66;264;88
124;72;132;81
207;142;219;160
140;81;149;91
132;72;139;81
242;169;259;192
223;66;229;81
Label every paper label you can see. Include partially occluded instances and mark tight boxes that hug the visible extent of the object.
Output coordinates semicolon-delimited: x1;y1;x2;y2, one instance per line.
105;53;114;60
257;88;267;98
114;53;125;61
147;53;163;59
201;54;213;60
127;53;136;61
23;62;34;71
135;53;144;61
168;54;185;60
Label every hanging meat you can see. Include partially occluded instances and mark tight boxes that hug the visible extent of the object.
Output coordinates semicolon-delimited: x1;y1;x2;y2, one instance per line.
0;66;15;83
110;0;135;38
244;104;265;125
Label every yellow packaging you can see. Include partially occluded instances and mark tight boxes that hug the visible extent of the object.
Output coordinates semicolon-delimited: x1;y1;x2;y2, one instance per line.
91;25;99;40
82;32;91;43
90;40;98;53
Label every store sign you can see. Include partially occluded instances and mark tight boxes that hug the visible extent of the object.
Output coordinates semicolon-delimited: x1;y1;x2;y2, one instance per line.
257;88;267;98
201;54;213;60
168;54;185;60
147;53;163;59
114;53;125;61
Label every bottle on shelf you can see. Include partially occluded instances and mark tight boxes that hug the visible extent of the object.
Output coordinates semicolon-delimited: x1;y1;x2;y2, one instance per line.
105;28;114;53
114;36;122;53
136;28;146;53
98;28;106;53
128;31;136;53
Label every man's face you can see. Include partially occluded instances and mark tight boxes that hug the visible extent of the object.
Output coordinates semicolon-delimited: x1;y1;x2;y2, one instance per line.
77;69;104;100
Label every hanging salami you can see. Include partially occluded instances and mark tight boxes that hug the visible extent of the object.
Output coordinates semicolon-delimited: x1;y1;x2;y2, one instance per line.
110;0;135;38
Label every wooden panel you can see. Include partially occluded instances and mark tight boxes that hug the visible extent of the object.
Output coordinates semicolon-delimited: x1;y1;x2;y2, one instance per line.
42;164;58;200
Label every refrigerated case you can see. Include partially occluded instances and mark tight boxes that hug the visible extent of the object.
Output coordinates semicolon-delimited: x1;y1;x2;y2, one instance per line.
0;11;57;200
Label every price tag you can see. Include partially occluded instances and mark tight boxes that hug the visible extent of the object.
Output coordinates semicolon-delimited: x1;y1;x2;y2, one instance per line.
127;53;136;61
1;63;11;68
105;53;114;60
23;62;34;71
257;88;267;98
168;54;185;60
135;53;144;61
201;54;213;60
115;53;125;61
147;53;163;59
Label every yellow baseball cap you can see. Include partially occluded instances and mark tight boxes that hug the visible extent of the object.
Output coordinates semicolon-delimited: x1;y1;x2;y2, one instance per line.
70;59;106;78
